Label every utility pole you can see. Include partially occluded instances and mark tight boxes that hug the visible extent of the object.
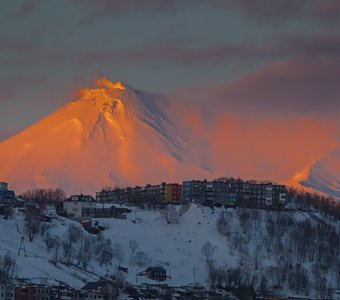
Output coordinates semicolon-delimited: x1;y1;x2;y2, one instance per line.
192;266;196;285
18;236;27;257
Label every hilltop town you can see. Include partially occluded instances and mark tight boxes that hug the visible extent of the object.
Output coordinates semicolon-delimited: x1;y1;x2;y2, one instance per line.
0;179;339;300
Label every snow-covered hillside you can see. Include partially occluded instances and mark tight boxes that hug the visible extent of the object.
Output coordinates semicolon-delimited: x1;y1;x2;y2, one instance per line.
0;204;338;298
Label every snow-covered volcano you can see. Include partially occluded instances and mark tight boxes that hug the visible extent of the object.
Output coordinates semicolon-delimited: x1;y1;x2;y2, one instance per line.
300;146;340;200
0;78;207;195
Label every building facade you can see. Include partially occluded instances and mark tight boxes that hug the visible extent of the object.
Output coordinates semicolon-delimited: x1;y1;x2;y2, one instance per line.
14;286;53;300
0;284;15;300
95;178;286;209
63;195;96;218
182;180;208;203
165;184;182;202
96;183;167;205
182;178;286;209
96;188;122;204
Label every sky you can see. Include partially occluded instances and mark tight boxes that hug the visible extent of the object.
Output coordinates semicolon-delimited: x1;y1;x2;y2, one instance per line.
1;0;340;139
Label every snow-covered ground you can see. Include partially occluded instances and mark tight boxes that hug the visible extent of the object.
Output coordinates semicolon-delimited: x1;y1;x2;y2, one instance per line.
0;204;338;297
0;209;98;287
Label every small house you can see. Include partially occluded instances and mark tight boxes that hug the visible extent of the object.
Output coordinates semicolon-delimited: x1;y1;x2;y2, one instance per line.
94;204;131;219
63;195;96;218
81;281;119;300
140;267;167;281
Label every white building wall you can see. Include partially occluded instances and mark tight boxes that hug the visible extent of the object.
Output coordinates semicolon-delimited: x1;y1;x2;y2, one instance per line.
63;201;83;218
63;201;96;218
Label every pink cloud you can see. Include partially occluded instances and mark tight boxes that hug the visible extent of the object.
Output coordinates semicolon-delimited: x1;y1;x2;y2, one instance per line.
175;57;340;116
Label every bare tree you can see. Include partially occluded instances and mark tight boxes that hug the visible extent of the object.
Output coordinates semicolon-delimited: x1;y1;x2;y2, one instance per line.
3;206;14;219
201;241;217;261
24;213;41;241
161;205;179;225
239;247;249;266
239;210;251;234
129;240;139;255
44;233;58;252
62;241;74;266
77;236;93;271
226;267;242;288
0;252;17;281
253;245;263;270
112;243;124;262
52;237;61;265
40;223;51;237
21;188;66;207
216;211;232;237
67;224;83;244
131;251;150;267
97;238;113;266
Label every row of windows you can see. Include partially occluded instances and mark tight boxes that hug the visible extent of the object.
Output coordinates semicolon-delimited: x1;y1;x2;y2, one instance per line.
1;293;14;297
33;289;50;293
85;294;103;299
149;271;166;277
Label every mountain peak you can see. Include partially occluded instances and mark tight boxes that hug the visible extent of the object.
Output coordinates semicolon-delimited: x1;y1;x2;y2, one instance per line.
74;78;132;114
94;78;126;90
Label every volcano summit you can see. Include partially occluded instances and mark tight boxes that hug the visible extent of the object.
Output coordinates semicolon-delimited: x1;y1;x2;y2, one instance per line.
0;78;207;194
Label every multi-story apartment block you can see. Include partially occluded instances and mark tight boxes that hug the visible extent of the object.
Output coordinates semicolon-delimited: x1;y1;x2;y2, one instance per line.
96;183;167;205
212;181;238;206
96;188;122;204
182;180;209;203
218;179;286;209
166;183;182;202
95;178;286;209
183;178;286;209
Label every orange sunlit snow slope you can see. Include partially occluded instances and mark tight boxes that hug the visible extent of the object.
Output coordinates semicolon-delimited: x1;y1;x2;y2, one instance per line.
0;79;208;194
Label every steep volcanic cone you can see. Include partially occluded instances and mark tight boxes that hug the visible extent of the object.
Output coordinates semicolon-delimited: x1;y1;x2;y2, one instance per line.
0;78;207;195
